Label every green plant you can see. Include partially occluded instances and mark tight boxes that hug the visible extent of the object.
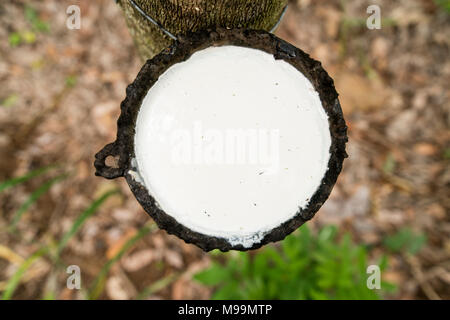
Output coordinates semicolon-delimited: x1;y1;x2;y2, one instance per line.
0;165;67;232
24;5;50;33
1;246;49;300
0;164;172;300
0;166;169;300
443;148;450;160
136;273;179;300
8;5;50;48
0;189;120;300
65;75;78;88
382;153;396;175
9;174;67;231
8;33;22;47
195;225;392;300
0;165;55;192
0;94;19;108
55;189;119;258
435;0;450;13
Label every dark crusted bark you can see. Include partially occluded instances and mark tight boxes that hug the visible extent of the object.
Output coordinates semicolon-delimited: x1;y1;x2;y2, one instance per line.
117;0;288;60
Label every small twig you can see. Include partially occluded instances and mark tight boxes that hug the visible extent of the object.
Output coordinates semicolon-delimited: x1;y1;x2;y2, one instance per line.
404;254;441;300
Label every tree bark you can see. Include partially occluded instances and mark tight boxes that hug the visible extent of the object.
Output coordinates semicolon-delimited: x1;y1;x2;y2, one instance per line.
117;0;288;60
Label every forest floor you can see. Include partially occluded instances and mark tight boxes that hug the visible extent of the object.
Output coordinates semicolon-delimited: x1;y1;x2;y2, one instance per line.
0;0;448;299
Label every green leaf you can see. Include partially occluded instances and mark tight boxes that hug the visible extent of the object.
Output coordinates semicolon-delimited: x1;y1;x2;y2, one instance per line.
56;189;119;257
261;246;285;268
0;165;56;192
282;232;301;260
21;30;36;44
24;6;38;23
65;75;78;88
383;228;427;254
357;247;368;275
136;273;179;300
244;277;266;299
253;252;268;276
435;0;450;13
381;281;397;293
212;282;240;300
34;20;50;33
1;93;19;108
9;174;67;230
318;225;337;243
8;33;22;47
298;224;311;243
24;5;50;33
309;289;329;300
194;264;231;286
378;254;388;271
383;153;396;174
408;233;427;254
42;291;56;300
198;225;384;300
443;148;450;160
238;251;251;276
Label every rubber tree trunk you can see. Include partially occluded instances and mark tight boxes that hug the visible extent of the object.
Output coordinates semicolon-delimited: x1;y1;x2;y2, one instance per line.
117;0;288;60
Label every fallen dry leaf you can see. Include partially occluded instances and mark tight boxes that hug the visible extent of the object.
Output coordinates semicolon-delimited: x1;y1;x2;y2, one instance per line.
334;72;390;113
122;249;156;272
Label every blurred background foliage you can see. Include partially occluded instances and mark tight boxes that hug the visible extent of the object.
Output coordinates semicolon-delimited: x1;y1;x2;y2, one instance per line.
195;225;426;300
0;0;448;300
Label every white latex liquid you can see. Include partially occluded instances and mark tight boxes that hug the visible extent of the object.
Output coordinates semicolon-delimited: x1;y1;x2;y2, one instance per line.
134;46;331;247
